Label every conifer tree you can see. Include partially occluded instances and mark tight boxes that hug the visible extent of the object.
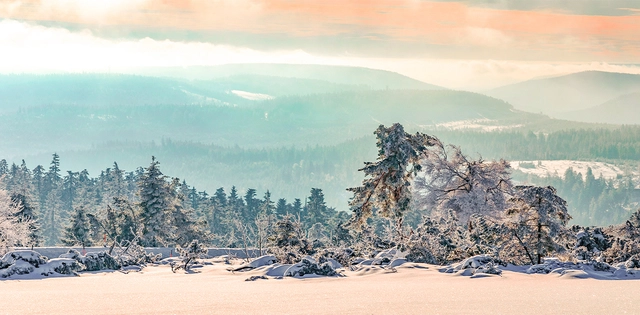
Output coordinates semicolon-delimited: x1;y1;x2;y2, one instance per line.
138;157;175;247
11;192;41;246
261;190;274;216
62;206;92;248
305;188;330;227
347;123;438;228
276;198;288;218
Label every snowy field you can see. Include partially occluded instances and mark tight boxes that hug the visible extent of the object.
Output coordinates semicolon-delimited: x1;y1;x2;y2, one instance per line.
511;160;631;180
2;254;640;314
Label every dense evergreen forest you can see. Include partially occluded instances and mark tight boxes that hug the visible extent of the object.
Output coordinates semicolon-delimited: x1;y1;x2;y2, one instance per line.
0;155;346;247
2;125;639;248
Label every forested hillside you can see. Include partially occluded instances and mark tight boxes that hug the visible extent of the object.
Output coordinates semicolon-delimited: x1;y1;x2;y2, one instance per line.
0;88;545;157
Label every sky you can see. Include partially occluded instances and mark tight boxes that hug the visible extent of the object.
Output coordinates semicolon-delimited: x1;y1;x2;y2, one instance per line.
1;0;640;90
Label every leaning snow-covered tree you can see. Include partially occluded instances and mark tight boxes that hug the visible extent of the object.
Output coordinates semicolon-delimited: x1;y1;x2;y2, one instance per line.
414;142;512;223
0;188;33;255
347;123;439;229
506;186;571;265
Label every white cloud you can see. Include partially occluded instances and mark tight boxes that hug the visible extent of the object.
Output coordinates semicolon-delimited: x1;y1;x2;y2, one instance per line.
1;20;640;90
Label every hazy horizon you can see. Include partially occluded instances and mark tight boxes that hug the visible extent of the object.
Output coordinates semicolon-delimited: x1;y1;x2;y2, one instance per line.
2;1;640;90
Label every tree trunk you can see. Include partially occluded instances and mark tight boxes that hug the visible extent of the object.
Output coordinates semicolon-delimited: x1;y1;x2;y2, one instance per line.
536;223;542;265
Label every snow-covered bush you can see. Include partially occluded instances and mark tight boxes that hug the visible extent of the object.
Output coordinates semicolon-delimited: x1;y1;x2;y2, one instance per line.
405;213;466;265
625;254;640;269
526;258;614;274
0;250;82;278
284;256;338;277
43;258;83;276
442;255;504;276
316;247;354;267
80;252;121;271
1;250;47;269
59;249;121;271
267;216;312;264
172;239;208;272
117;244;162;266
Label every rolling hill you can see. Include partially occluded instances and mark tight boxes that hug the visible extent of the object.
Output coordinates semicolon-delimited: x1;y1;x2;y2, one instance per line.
486;71;640;115
127;63;444;90
556;92;640;125
0;74;251;111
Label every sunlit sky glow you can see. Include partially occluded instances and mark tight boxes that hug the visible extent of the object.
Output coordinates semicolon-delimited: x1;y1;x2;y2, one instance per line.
2;0;640;90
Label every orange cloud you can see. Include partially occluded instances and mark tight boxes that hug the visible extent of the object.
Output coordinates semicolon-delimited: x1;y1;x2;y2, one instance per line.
2;0;639;60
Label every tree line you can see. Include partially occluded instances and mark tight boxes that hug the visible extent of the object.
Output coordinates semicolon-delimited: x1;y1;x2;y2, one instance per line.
0;155;345;249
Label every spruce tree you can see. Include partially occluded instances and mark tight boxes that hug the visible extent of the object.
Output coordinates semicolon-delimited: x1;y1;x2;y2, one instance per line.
62;206;92;248
138;157;175;247
347;123;438;228
276;198;288;218
305;188;329;227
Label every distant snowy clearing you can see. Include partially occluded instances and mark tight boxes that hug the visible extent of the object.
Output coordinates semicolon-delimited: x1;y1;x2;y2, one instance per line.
511;160;630;180
230;90;274;100
424;119;523;132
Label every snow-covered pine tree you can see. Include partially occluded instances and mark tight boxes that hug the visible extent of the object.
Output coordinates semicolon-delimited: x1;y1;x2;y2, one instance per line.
347;123;439;229
10;193;41;247
506;186;571;265
61;206;93;248
137;157;175;247
0;188;33;255
260;190;275;216
305;188;330;228
268;214;309;263
275;198;288;219
41;189;63;246
170;178;209;246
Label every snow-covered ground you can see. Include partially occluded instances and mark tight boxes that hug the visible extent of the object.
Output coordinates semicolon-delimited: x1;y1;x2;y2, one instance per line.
230;90;274;101
2;252;640;314
511;160;630;180
425;119;523;132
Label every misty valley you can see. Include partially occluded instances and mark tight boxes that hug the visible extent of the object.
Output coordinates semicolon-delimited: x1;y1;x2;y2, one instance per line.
2;64;640;312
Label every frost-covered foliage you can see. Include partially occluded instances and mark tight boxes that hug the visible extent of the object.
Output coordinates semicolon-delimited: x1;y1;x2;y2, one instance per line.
506;186;570;265
415;142;512;223
316;247;354;267
596;209;640;265
284;256;338;277
138;157;177;247
117;243;162;266
0;189;34;256
268;215;313;264
526;258;614;274
442;255;504;276
59;249;121;271
0;250;82;278
172;239;208;272
405;211;466;264
570;226;609;261
347;123;439;228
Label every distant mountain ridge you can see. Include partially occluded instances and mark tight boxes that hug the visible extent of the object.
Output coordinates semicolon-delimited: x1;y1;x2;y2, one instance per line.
557;92;640;125
127;63;444;90
487;71;640;115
